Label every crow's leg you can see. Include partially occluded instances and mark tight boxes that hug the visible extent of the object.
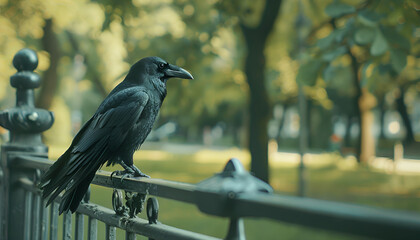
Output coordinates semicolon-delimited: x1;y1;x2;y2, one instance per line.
111;162;136;182
121;154;150;178
129;164;150;178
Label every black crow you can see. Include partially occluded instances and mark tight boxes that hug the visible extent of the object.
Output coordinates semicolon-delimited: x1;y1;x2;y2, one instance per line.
40;57;193;214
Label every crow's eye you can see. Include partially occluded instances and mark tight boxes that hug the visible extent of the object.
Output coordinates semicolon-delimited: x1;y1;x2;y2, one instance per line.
158;63;165;69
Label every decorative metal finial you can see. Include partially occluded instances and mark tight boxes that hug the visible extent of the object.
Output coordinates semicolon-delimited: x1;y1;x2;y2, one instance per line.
0;48;54;147
13;48;39;72
196;158;273;200
195;158;273;240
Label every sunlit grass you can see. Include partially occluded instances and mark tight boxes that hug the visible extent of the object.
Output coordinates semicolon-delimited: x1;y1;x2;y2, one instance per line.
47;146;420;239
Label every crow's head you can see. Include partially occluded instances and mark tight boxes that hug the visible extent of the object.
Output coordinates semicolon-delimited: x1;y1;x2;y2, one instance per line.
126;57;193;96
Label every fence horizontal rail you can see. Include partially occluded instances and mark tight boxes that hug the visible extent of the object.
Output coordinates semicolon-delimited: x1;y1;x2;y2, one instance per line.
11;154;420;240
234;193;420;239
17;177;220;240
12;154;196;203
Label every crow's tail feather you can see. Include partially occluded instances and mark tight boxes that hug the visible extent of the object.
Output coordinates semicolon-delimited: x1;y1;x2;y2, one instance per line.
40;138;108;214
58;170;96;214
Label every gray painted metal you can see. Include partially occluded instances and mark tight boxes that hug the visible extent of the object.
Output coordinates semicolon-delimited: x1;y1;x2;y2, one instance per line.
40;200;48;240
17;177;221;240
14;154;420;240
24;191;32;240
50;203;59;240
63;211;72;240
88;217;98;240
106;224;116;240
126;231;137;240
234;193;420;239
0;48;54;240
32;193;41;240
77;202;221;240
75;213;84;240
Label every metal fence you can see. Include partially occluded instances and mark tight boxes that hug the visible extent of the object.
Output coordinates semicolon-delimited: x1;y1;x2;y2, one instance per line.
2;49;420;240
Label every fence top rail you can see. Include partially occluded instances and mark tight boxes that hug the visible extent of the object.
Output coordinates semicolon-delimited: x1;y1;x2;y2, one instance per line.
11;154;420;240
16;177;220;240
11;154;196;203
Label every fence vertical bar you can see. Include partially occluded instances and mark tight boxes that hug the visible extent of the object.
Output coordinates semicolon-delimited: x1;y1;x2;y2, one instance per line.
50;202;59;240
23;191;33;240
40;200;48;240
63;211;72;240
106;224;116;240
88;217;97;240
126;231;136;240
75;213;84;240
0;168;3;240
0;49;54;240
225;218;245;240
32;193;41;240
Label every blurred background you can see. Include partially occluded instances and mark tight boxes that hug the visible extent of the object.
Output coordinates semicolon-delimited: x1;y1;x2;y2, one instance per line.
1;0;419;239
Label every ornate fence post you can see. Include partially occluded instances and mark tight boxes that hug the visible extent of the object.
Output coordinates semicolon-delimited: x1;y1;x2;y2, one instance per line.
0;48;54;239
195;158;273;240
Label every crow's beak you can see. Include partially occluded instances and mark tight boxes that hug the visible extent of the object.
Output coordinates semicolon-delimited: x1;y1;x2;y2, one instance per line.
165;64;194;80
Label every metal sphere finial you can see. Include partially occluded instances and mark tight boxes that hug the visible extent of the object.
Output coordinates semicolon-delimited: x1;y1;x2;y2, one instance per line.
12;48;38;72
10;48;41;89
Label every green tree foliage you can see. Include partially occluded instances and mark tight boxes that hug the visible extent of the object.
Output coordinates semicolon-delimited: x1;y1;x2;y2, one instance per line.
1;0;418;170
0;0;249;146
297;0;419;161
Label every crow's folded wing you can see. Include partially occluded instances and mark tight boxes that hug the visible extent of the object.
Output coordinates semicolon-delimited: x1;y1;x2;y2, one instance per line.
41;88;149;203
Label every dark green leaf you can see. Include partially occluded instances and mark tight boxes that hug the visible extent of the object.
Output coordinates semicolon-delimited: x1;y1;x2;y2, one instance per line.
354;27;376;45
357;9;382;27
333;28;348;43
322;46;347;61
370;30;388;56
317;33;335;50
323;64;354;91
323;64;335;83
325;1;356;18
377;64;393;75
381;26;411;51
390;49;407;73
317;28;349;50
297;60;323;86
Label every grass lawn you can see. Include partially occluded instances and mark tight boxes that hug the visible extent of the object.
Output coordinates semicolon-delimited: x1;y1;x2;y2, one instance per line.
48;147;420;240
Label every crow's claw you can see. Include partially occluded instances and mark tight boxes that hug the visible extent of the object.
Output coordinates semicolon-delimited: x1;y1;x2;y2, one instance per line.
120;172;135;182
111;170;135;182
136;172;150;178
110;170;121;180
131;166;150;178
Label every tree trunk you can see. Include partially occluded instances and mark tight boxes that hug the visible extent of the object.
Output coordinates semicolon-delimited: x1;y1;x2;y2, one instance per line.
66;31;109;98
344;115;352;147
306;98;312;148
348;48;376;163
276;103;289;145
396;87;414;144
240;0;282;183
358;88;377;163
348;51;363;161
331;17;376;163
379;95;386;139
36;18;60;109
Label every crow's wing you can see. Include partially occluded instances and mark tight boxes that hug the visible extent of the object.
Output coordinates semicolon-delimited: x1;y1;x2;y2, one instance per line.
41;87;149;206
71;87;150;154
